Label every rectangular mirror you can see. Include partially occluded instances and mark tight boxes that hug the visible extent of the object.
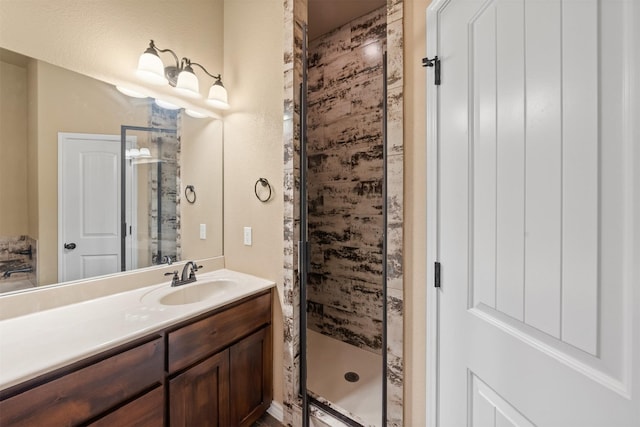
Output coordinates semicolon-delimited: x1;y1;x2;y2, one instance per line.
0;48;223;294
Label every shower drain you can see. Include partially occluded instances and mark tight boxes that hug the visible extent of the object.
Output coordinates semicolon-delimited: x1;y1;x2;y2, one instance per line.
344;371;360;383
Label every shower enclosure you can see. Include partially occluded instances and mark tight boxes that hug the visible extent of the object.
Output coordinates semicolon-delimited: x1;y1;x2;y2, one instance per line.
281;0;404;424
300;4;390;426
120;106;180;271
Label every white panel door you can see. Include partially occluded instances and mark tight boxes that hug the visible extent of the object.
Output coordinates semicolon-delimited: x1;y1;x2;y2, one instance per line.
426;0;640;426
59;133;122;282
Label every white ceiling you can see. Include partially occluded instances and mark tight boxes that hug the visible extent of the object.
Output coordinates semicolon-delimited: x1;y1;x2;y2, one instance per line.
308;0;387;41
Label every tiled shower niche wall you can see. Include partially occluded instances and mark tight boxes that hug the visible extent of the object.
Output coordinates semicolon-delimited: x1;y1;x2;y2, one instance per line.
306;7;386;354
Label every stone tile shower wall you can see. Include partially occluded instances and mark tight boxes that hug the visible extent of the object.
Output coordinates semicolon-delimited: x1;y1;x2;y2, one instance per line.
148;104;180;265
306;7;387;354
0;236;37;289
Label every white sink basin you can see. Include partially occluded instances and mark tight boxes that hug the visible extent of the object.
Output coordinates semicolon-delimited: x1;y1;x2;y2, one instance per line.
150;279;237;305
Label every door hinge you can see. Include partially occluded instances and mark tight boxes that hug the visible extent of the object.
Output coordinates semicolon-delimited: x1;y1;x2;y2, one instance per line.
434;261;441;288
422;56;441;85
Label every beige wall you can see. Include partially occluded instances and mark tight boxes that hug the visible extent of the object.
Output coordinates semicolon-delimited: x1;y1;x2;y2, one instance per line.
0;0;223;112
404;0;432;424
0;60;28;235
223;0;286;407
180;117;224;260
27;61;39;240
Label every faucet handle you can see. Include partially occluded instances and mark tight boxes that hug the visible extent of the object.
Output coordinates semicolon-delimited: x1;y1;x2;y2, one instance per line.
164;270;179;285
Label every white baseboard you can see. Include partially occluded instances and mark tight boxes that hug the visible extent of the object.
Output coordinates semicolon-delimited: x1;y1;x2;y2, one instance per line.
267;401;284;422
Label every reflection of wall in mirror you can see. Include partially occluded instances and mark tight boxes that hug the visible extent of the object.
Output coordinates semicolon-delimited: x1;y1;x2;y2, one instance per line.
0;59;28;236
0;56;150;286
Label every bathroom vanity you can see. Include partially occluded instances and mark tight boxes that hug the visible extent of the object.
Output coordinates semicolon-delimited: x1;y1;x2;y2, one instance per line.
0;269;274;427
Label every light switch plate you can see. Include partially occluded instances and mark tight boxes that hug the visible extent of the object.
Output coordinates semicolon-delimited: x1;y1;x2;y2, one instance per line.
243;226;252;246
199;224;206;240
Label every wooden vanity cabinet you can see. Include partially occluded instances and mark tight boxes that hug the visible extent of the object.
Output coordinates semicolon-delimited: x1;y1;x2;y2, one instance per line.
0;290;273;427
167;290;273;427
89;386;165;427
230;326;273;426
0;337;164;427
169;349;231;427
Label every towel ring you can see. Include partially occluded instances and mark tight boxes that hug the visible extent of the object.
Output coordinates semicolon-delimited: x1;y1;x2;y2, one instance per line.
254;178;272;202
185;185;197;204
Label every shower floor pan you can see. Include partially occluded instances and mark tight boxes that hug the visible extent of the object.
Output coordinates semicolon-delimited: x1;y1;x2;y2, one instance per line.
307;329;382;427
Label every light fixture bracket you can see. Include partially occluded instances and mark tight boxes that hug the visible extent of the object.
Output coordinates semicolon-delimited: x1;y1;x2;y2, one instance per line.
164;65;180;87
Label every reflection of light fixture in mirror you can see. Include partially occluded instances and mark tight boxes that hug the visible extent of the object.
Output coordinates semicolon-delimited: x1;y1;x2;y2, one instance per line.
185;109;208;119
126;147;152;159
116;86;148;98
136;40;229;108
154;99;181;110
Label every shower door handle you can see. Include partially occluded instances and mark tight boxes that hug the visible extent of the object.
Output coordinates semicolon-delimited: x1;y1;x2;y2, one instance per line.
64;242;77;250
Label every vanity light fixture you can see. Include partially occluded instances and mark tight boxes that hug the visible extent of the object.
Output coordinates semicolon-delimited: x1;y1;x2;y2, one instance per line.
136;40;229;109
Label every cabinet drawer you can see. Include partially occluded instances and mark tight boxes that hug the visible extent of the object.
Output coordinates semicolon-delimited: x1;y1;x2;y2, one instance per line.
90;386;164;427
0;337;163;427
168;292;271;373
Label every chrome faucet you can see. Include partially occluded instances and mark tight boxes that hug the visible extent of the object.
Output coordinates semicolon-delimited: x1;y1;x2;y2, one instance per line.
181;261;200;283
164;261;202;287
2;266;33;279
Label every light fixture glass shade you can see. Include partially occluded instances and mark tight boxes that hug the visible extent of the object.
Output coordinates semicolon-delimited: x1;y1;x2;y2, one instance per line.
136;51;167;85
154;99;181;110
206;81;229;110
175;69;200;98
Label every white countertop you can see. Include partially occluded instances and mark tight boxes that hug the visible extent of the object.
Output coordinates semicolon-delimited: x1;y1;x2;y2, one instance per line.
0;269;275;390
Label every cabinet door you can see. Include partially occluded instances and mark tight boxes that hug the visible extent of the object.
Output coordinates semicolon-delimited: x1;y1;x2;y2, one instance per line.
230;326;272;427
169;349;230;427
90;386;164;427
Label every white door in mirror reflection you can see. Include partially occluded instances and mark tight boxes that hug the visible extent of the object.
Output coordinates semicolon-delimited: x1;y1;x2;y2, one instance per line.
58;133;135;282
